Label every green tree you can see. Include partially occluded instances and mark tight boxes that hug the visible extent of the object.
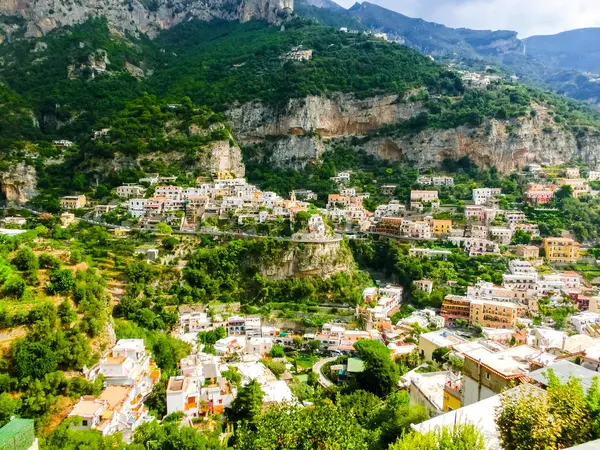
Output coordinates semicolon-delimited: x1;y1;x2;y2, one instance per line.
0;392;21;427
495;372;592;450
41;418;125;449
353;340;399;397
432;347;450;364
226;379;264;426
512;229;532;245
368;391;428;448
156;222;173;235
126;261;158;284
39;253;62;270
57;300;77;326
162;236;179;251
48;269;75;294
131;417;222;450
145;377;168;418
336;390;382;426
12;246;38;272
389;424;485;450
269;345;285;358
11;339;58;380
2;275;27;299
307;340;321;354
555;185;573;202
236;403;373;450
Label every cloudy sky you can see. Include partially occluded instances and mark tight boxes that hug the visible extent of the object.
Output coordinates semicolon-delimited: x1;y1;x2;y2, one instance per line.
334;0;600;38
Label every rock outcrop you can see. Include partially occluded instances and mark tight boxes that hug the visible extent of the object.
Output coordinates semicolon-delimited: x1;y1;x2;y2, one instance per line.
261;240;353;279
233;95;600;172
0;0;293;38
362;108;600;172
0;162;38;204
204;140;246;178
228;93;424;141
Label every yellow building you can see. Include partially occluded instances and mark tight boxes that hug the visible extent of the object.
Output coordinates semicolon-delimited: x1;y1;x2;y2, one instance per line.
432;219;452;236
544;237;580;263
469;300;520;329
443;373;463;412
60;195;86;210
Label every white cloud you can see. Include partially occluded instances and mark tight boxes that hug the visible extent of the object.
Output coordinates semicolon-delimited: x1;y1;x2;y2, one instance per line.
334;0;600;37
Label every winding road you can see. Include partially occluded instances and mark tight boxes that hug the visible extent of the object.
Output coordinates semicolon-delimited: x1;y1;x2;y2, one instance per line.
312;357;337;388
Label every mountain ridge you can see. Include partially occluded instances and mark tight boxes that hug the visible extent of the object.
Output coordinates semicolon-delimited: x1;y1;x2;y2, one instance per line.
0;0;294;39
295;0;600;107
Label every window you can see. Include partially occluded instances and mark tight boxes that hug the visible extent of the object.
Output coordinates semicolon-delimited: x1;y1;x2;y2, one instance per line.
486;372;491;380
82;420;88;426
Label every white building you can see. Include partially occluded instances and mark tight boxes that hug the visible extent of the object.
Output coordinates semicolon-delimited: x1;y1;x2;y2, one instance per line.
117;185;146;199
228;316;261;337
128;198;147;218
179;308;212;333
90;339;159;397
68;385;151;442
247;337;274;356
488;227;513;245
570;312;600;334
154;186;183;201
473;188;501;205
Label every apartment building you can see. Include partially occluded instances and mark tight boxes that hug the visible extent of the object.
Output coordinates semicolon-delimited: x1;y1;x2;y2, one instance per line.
441;295;471;326
564;167;580;178
406;220;432;239
381;184;398;196
227;316;261;337
461;345;554;406
472;188;501;205
418;329;466;361
513;223;540;237
410;190;439;203
417;176;454;186
489;226;513;245
374;201;405;219
557;178;591;198
469;300;521;329
116;185;146;199
526;188;554;205
465;205;486;221
68;385;150;442
504;211;526;225
375;217;404;234
155;185;183;201
544;237;581;263
432;219;452;236
448;237;500;255
60;195;87;210
90;339;160;397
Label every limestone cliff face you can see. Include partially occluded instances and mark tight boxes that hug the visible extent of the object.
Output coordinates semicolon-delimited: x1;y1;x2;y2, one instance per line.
204;140;246;178
0;0;293;38
0;162;38;204
363;107;600;172
261;240;352;279
233;95;600;172
228;93;424;141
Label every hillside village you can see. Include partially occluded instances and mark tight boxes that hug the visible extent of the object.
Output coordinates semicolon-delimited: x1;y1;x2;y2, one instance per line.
4;160;600;448
3;3;600;448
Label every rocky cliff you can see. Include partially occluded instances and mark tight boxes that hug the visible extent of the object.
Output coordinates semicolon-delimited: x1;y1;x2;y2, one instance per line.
0;162;38;204
261;240;353;279
0;0;293;38
228;93;424;142
233;95;600;172
362;106;600;172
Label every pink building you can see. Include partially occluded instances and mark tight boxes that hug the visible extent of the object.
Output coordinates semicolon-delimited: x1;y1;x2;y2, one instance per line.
526;189;554;205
